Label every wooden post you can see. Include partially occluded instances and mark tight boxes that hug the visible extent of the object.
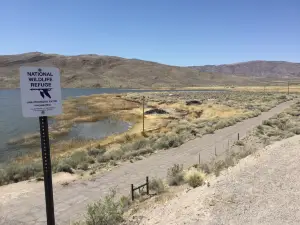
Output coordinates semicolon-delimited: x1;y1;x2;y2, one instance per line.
146;176;149;195
215;146;217;156
142;96;145;133
228;140;230;150
131;184;134;201
198;152;201;165
238;133;240;140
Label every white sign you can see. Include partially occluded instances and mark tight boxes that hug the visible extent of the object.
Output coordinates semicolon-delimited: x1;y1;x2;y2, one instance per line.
20;67;62;117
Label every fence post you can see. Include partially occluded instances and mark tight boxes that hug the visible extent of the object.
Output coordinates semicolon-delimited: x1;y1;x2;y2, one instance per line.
238;133;240;140
131;184;134;201
288;81;290;95
146;177;149;195
228;140;230;150
215;146;217;156
198;152;201;165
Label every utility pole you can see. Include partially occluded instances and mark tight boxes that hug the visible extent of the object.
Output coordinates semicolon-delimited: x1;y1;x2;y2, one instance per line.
142;96;145;133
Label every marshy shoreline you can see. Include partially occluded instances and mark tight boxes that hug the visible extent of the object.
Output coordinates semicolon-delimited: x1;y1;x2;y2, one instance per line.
0;90;297;186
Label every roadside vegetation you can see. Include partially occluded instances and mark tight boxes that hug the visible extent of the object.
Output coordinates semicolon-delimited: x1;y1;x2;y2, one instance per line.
0;91;296;186
71;98;300;225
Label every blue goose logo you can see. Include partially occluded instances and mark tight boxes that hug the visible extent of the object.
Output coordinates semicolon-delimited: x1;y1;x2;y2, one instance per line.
30;68;52;99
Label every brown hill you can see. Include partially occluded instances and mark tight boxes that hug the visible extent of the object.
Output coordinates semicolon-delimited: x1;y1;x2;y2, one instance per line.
191;60;300;79
0;52;261;89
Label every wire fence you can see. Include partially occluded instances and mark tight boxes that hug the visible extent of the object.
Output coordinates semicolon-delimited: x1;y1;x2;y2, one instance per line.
197;130;248;165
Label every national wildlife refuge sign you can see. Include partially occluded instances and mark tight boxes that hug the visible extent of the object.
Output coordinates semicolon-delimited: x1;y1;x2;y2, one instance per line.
20;67;62;117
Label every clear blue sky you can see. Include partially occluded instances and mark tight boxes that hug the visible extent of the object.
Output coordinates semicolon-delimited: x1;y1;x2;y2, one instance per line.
1;0;299;66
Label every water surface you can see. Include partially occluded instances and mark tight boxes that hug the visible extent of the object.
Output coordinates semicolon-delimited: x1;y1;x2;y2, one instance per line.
0;88;223;162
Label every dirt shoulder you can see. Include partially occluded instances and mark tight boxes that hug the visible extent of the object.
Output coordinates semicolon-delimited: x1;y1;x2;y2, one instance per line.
127;135;300;225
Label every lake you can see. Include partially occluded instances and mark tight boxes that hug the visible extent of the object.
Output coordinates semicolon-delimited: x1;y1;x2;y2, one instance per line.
0;88;223;162
0;88;138;162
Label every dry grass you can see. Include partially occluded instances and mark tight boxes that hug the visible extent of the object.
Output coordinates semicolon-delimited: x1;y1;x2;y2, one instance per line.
3;91;296;185
149;178;166;194
180;85;300;93
184;168;206;188
167;164;185;186
72;189;125;225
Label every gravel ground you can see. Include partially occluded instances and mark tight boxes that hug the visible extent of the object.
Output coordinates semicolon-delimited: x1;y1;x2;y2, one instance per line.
127;135;300;225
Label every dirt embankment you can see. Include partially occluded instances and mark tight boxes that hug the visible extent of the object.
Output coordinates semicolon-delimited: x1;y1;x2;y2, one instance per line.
126;135;300;225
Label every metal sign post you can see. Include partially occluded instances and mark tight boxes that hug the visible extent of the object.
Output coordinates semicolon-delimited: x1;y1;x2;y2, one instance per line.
39;116;55;225
20;67;62;225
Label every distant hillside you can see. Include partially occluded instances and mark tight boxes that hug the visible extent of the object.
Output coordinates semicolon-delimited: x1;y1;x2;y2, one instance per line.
191;60;300;79
0;52;261;89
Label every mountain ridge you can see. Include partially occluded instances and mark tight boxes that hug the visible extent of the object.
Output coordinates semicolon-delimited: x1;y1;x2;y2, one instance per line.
0;52;299;88
190;60;300;78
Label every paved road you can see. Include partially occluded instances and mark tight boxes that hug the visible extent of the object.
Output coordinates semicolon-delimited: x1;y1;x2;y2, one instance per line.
0;100;295;225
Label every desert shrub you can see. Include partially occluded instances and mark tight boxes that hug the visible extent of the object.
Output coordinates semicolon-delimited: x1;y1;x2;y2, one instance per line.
55;161;73;173
88;148;105;157
75;190;124;225
283;132;295;139
51;158;59;172
97;154;111;163
290;127;300;135
0;169;7;185
198;163;211;174
131;138;149;150
266;129;282;137
173;120;194;134
121;138;150;152
4;163;33;182
214;119;235;130
262;120;273;127
0;161;45;185
236;148;253;159
18;164;37;180
77;163;89;171
278;95;287;100
259;105;269;112
167;164;185;186
119;195;131;211
256;125;264;135
66;151;88;168
122;148;153;159
184;169;205;188
87;157;95;164
224;155;235;168
235;140;244;146
247;110;261;118
124;134;132;142
212;160;226;177
100;149;124;162
153;134;184;150
287;110;300;116
205;127;215;134
32;161;43;173
261;135;271;145
149;178;166;194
